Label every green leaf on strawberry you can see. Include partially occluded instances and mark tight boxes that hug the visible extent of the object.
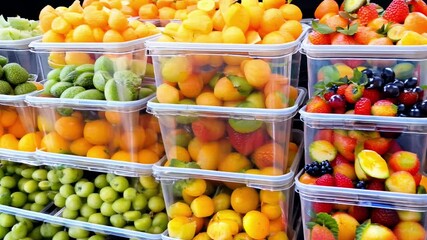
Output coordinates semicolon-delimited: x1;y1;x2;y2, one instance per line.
312;21;335;34
350;68;368;85
336;23;359;36
417;185;426;194
307;213;339;240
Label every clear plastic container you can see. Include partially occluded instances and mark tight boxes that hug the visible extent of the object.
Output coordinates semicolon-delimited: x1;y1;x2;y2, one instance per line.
29;34;159;82
295;169;427;240
26;93;165;176
0;36;42;80
147;88;306;176
300;36;427;98
156;154;301;240
153;129;304;190
145;25;309;109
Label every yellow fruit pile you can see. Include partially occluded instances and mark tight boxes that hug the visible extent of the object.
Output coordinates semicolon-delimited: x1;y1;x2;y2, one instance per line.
39;0;160;43
158;0;304;44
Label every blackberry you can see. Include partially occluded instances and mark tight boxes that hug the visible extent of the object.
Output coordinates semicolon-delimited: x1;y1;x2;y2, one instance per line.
304;160;333;177
381;68;395;83
356;181;367;189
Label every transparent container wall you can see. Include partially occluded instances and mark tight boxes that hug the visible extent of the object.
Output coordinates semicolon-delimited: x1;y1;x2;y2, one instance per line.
160;177;293;240
35;48;148;81
0;48;41;81
299;193;427;240
156;111;294;176
303;123;427;174
306;56;427;99
32;105;164;164
291;51;302;87
150;52;294;109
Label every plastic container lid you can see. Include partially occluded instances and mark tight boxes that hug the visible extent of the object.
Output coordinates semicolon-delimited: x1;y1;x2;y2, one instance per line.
148;88;306;122
299;106;427;134
29;34;159;52
0;149;39;166
0;36;42;50
35;151;157;177
300;34;427;59
146;24;310;57
295;169;427;211
153;129;303;190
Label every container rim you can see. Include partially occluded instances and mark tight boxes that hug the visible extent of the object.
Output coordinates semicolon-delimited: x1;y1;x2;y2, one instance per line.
300;33;427;59
152;129;304;190
29;34;160;52
294;169;427;209
145;24;310;56
299;106;427;134
0;35;42;50
147;88;306;120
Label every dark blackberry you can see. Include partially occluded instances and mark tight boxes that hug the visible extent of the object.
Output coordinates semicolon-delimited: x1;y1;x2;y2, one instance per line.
420;100;427;114
304;160;332;177
362;69;374;78
404;77;418;89
381;68;395;83
356;181;367;189
392;80;404;92
409;108;422;117
383;83;400;98
366;76;384;89
397;103;406;113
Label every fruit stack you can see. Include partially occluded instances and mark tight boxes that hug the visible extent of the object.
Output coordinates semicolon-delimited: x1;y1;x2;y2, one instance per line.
153;130;304;239
296;0;427;239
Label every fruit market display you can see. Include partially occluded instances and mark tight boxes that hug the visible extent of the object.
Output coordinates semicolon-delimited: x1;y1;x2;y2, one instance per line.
0;15;42;40
306;60;427;117
309;0;427;45
163;177;292;240
41;56;156;101
39;0;160;43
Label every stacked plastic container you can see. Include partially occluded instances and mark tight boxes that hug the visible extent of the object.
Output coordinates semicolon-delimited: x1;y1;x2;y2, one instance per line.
297;37;427;239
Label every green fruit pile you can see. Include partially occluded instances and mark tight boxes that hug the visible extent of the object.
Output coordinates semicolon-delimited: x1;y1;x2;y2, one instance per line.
0;161;58;212
44;56;156;101
0;55;36;95
0;214;45;239
0;15;42;40
53;170;167;234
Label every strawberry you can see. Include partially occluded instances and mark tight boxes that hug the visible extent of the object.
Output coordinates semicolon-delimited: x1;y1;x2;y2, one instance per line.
354;97;372;115
398;90;419;106
383;0;410;23
348;206;370;223
226;124;266;156
333;130;357;161
308;31;331;45
344;84;364;104
357;4;379;25
314;129;334;143
337;84;348;96
364;137;392;155
331;154;350;166
306;96;332;113
312;202;334;214
408;0;427;16
371;208;399;228
334;173;354;188
323;90;335;101
371;100;398;116
331;33;357;45
362;89;381;104
310;224;336;240
315;174;336;186
367;179;385;191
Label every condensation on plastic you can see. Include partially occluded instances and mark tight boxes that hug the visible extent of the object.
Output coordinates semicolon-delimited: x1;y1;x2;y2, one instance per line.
153;129;304;190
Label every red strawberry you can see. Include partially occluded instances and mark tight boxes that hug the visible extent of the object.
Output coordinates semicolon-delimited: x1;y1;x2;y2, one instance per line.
333;130;357;161
191;118;226;142
312;202;334;214
315;174;336;186
371;100;398;116
344;84;364;104
331;33;357;45
335;173;354;188
364;137;392;155
398;90;419;106
308;31;331;45
367;179;385;191
357;3;379;25
310;224;336;240
371;208;400;228
323;90;335;101
337;84;348;96
354;97;372;115
314;129;334;143
408;0;427;16
306;96;332;113
331;154;350;166
226;124;266;156
383;0;409;23
348;206;370;223
362;89;381;104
